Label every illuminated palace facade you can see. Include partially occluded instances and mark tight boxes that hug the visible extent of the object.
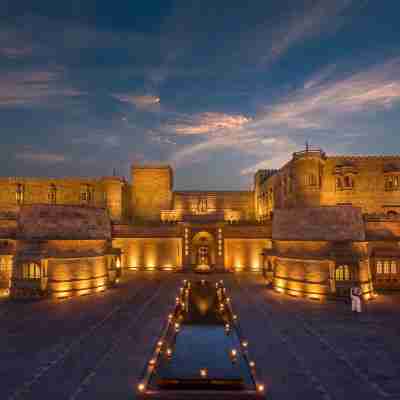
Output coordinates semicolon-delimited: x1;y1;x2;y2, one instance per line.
1;147;400;300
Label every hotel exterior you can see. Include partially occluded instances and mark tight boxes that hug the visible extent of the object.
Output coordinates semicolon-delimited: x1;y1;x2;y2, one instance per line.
1;147;400;300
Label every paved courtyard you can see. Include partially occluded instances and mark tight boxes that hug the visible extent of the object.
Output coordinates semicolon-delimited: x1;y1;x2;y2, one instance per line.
1;271;399;400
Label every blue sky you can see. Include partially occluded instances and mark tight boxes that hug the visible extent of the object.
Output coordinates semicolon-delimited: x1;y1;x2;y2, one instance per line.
1;0;400;189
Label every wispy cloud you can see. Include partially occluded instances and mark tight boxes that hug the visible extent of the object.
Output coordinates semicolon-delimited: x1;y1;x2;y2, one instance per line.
15;151;66;164
171;112;250;135
0;69;84;107
165;57;400;173
113;94;161;111
258;0;358;65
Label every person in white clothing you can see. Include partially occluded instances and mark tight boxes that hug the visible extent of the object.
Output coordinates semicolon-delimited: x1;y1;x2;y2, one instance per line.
350;286;362;313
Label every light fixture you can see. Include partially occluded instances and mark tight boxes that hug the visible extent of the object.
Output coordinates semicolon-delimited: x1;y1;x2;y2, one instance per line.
157;340;163;347
257;384;265;393
249;361;256;368
200;368;208;378
174;322;180;332
166;348;172;357
137;383;145;392
230;348;237;358
149;358;156;366
242;340;248;348
168;314;173;321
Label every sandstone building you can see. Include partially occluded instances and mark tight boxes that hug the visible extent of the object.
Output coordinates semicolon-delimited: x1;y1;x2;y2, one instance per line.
1;147;400;300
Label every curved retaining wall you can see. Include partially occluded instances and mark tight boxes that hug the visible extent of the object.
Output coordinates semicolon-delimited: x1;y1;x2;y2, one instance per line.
47;256;108;298
272;256;332;298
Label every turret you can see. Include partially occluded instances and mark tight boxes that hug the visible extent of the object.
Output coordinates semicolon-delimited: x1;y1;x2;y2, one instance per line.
101;177;125;222
291;147;326;207
131;165;173;222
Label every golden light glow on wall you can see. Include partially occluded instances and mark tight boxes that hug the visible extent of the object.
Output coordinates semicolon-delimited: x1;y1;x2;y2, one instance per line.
224;209;241;223
47;256;108;299
224;239;268;271
121;238;182;270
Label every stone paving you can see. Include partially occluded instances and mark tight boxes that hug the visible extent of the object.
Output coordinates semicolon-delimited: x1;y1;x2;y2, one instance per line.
0;271;399;400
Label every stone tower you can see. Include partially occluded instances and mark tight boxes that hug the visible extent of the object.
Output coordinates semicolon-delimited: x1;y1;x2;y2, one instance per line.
291;147;326;207
131;165;173;221
101;176;125;222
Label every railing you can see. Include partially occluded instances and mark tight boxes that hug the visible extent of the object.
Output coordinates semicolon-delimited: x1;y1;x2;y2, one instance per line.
293;147;326;160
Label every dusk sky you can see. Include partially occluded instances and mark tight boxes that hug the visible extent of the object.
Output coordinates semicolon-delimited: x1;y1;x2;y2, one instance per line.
1;1;400;189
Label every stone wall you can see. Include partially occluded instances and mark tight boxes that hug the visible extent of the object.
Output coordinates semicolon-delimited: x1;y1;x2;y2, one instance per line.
255;151;400;215
272;256;332;297
131;165;173;221
102;177;125;221
0;177;106;207
224;238;271;271
47;255;108;298
174;191;255;221
272;206;365;241
113;237;182;270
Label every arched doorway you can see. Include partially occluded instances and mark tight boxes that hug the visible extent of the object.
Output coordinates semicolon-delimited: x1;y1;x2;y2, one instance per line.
191;231;215;268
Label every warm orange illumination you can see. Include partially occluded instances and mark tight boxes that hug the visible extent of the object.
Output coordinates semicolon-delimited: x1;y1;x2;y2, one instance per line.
242;340;248;348
257;384;265;393
166;348;172;357
149;358;156;366
230;348;237;358
200;368;208;378
249;361;256;368
137;383;145;392
157;340;163;347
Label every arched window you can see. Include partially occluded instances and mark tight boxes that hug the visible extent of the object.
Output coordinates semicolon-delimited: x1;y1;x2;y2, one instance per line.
344;176;353;188
22;263;41;279
48;184;57;204
376;261;383;274
80;184;94;204
384;261;390;274
387;210;398;217
335;265;352;281
391;261;397;274
307;174;317;186
16;183;24;204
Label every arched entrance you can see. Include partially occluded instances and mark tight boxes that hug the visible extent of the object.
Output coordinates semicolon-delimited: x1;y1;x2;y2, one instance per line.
191;231;215;269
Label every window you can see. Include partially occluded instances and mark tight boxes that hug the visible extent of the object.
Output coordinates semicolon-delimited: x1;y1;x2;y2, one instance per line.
48;184;57;204
344;175;353;188
80;184;94;204
22;263;41;279
384;261;390;274
335;265;352;281
385;175;400;191
0;257;10;275
16;183;24;204
336;177;342;190
376;261;383;274
197;198;207;213
376;260;398;275
307;174;317;186
391;261;397;274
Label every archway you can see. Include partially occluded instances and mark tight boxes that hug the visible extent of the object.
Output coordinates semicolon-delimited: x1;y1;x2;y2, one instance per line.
191;231;216;268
